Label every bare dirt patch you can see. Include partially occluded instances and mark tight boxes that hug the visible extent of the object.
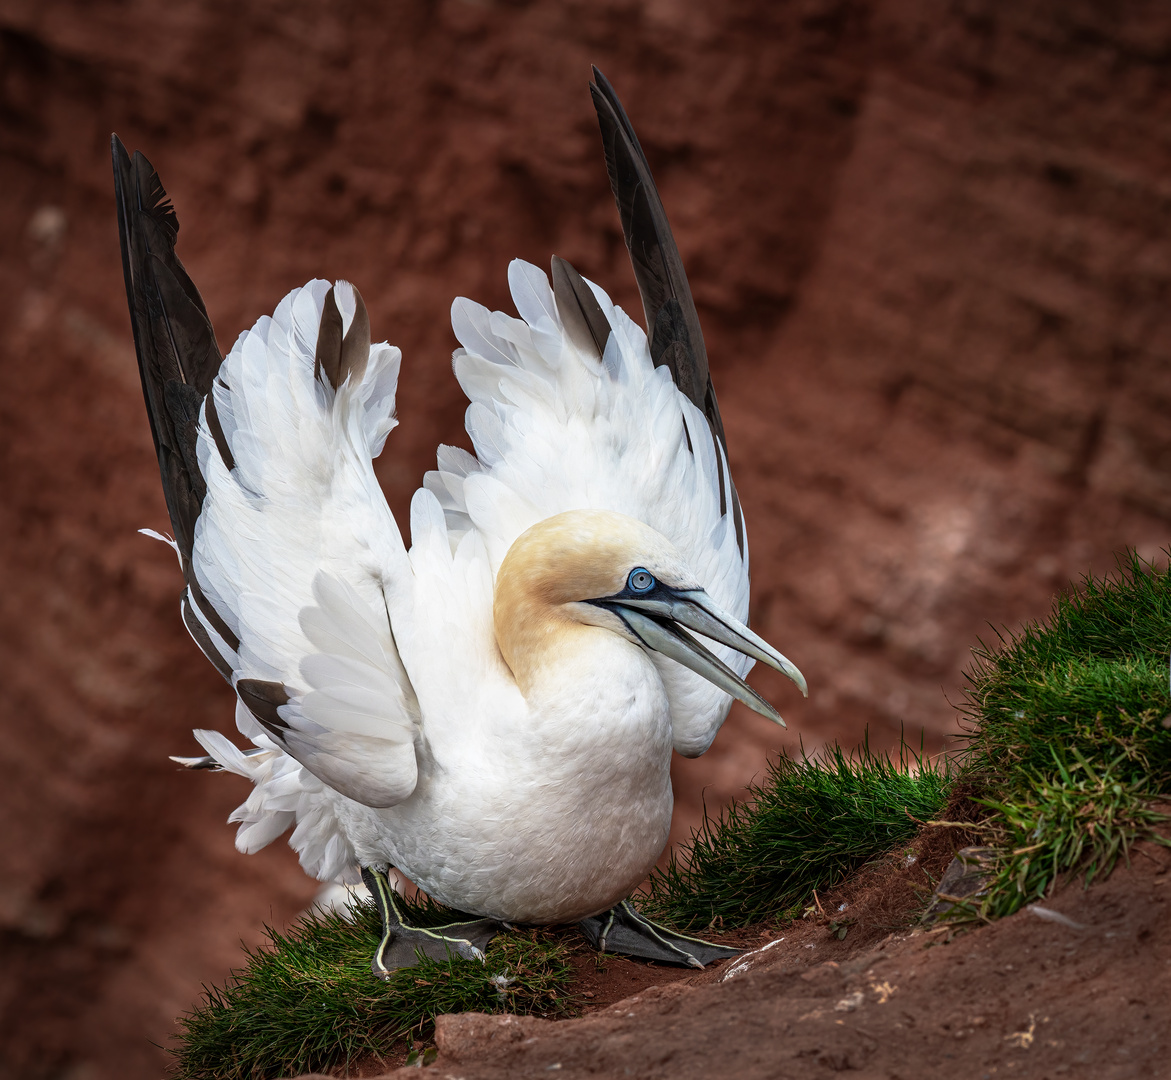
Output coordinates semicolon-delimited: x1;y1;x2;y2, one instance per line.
362;832;1170;1079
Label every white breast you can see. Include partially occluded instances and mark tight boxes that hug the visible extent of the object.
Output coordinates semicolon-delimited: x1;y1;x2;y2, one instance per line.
332;632;674;922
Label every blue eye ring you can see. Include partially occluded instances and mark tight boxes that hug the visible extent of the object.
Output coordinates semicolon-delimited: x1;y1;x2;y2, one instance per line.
628;568;655;593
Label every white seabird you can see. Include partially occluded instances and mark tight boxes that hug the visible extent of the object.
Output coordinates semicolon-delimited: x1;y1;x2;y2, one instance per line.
111;68;806;973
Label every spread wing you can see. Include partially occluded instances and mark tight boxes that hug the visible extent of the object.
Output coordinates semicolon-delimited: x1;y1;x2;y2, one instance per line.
113;137;420;817
420;74;750;756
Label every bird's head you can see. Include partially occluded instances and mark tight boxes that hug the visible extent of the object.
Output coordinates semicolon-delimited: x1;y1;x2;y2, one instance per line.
494;509;806;725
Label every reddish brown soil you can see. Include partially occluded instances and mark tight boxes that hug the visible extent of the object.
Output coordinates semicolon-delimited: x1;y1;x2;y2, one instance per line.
360;832;1171;1079
3;1;1171;1078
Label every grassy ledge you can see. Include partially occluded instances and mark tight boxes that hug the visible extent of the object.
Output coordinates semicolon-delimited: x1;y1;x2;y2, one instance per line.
963;552;1171;793
955;552;1171;920
174;898;572;1080
173;552;1171;1079
642;740;951;929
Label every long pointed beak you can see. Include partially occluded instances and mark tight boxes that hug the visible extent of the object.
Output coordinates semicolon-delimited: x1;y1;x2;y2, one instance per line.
598;588;806;728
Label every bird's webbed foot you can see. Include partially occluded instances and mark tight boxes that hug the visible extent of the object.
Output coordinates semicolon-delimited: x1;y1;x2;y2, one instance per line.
578;899;742;969
361;867;505;978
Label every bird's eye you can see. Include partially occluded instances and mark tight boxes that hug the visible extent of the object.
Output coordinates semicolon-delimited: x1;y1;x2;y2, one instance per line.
628;568;655;593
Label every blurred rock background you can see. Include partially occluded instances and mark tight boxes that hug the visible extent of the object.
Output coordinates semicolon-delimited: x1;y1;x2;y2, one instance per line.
1;1;1169;1077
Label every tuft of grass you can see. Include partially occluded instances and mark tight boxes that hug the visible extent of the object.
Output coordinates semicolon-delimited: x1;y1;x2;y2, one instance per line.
642;740;951;930
964;552;1171;792
970;748;1170;922
173;894;573;1080
947;551;1171;921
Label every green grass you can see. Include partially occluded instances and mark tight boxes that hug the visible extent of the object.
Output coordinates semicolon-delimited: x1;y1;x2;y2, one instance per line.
173;895;573;1080
971;747;1170;921
951;552;1171;920
642;740;952;930
964;552;1171;793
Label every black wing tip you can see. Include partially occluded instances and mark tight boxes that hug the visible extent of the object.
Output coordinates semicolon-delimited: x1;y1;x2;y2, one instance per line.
589;67;643;153
586;66;712;388
586;66;740;553
588;67;610;111
113;129;225;581
589;66;618;110
112;136;179;242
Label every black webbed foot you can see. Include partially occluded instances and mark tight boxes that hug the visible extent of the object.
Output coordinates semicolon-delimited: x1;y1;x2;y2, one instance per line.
361;867;505;978
578;899;741;969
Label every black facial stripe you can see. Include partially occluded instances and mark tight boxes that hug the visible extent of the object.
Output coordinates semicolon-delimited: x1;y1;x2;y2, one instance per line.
585;599;674;638
598;580;681;604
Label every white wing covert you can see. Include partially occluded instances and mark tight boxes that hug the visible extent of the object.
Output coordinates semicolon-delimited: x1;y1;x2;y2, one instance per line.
190;279;421;810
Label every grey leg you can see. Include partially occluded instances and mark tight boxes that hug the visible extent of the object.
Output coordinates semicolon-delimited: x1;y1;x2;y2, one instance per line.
362;867;504;978
578;900;742;969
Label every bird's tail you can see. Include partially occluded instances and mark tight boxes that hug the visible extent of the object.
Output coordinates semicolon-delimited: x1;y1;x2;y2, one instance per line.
185;725;360;884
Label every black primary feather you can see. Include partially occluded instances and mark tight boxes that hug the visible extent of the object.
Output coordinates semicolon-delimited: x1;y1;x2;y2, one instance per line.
112;134;225;573
113;134;241;683
589;68;744;555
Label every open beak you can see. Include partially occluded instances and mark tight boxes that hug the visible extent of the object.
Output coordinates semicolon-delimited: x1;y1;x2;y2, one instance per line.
592;586;806;728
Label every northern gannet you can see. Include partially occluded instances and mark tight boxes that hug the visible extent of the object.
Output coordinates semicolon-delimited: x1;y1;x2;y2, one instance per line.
111;69;806;973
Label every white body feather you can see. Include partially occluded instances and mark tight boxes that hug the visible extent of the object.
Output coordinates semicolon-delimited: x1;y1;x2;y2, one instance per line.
181;262;751;920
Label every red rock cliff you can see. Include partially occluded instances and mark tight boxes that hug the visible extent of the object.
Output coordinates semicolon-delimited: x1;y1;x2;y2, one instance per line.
1;2;1169;1076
